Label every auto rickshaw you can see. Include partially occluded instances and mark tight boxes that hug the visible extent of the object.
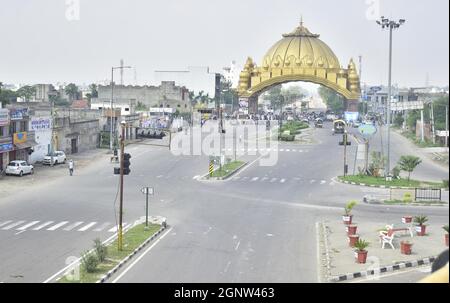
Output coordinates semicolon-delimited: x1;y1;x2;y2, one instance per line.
332;119;346;135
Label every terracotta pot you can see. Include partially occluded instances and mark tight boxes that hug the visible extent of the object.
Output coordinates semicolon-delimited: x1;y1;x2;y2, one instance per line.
343;215;353;225
402;216;413;224
348;235;359;247
346;225;358;236
355;250;368;264
415;225;426;236
400;241;413;255
445;234;449;247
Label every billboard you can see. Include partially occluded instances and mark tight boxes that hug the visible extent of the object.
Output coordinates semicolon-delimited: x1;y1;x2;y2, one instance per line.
344;112;359;123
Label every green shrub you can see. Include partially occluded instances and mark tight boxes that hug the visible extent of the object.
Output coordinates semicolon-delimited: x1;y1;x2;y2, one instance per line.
81;251;99;273
443;225;449;233
280;134;295;141
93;238;107;262
443;180;449;189
402;192;413;203
344;200;357;215
392;166;401;179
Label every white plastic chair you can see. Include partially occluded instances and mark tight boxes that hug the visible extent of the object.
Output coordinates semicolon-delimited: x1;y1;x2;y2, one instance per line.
379;225;395;249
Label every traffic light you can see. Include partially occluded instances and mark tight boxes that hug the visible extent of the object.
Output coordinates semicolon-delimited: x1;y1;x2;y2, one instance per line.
113;153;131;175
123;153;131;175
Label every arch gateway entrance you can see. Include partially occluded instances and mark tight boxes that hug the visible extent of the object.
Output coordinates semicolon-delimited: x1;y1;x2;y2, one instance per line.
237;21;361;114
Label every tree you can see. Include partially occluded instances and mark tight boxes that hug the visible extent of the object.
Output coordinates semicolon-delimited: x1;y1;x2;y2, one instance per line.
432;95;449;131
64;83;79;102
49;93;69;107
0;82;18;106
398;155;422;181
16;85;36;102
318;86;344;113
86;84;98;102
263;85;284;111
281;85;307;105
135;101;148;111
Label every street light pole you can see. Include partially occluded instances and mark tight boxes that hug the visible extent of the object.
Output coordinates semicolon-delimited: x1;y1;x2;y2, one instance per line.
376;17;405;179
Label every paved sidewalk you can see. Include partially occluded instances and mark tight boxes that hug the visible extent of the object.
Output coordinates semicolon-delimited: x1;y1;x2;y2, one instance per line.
323;219;448;280
0;148;109;200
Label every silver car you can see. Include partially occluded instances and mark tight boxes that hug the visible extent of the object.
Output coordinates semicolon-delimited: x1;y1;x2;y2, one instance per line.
5;160;34;177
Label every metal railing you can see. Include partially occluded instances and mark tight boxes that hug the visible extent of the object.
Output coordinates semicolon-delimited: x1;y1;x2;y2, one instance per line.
415;188;442;201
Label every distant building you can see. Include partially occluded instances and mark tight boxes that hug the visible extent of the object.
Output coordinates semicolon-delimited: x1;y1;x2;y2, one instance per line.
93;81;191;113
154;66;216;97
32;84;55;102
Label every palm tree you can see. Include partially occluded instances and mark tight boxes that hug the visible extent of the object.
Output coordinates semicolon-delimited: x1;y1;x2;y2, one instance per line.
398;155;422;181
64;83;79;102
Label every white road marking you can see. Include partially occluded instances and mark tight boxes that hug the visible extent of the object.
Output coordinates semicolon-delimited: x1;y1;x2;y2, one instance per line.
233;235;238;240
292;149;297;152
251;177;259;181
286;149;290;152
298;150;303;153
232;177;241;181
156;175;163;178
0;221;13;228
320;180;327;185
33;221;55;230
47;221;69;231
280;178;286;183
93;222;111;232
15;230;26;235
310;180;316;184
16;221;40;231
112;227;173;283
279;149;284;152
78;222;97;231
2;221;26;230
64;222;84;231
270;178;278;183
193;175;199;179
223;261;232;273
234;241;241;251
242;177;249;181
203;227;212;235
266;233;274;237
261;177;269;181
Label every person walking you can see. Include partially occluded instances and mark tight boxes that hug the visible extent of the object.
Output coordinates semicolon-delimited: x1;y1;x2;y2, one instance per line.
68;159;74;176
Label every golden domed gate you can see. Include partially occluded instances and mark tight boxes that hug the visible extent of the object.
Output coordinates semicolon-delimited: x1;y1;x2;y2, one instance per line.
237;21;361;114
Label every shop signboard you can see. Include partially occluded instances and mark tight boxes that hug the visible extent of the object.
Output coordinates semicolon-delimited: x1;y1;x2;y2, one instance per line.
13;132;27;144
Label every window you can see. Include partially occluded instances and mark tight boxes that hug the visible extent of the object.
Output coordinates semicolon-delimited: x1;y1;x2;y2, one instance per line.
177;104;181;108
125;108;130;112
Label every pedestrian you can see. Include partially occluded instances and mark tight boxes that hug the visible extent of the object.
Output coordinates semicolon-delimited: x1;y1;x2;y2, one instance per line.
68;159;74;176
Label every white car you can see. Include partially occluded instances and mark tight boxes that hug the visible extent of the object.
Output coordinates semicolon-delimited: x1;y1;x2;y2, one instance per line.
5;160;34;177
43;151;67;165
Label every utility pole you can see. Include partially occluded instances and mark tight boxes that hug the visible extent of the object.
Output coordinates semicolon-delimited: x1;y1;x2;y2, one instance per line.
376;17;405;179
118;121;125;251
343;132;348;177
420;109;425;142
110;65;132;152
430;102;436;144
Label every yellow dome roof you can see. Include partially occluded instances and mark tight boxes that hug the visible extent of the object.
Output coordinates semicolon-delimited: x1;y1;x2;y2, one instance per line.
261;22;340;70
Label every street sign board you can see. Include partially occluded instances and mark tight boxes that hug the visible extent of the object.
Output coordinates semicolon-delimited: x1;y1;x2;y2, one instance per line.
370;86;382;92
358;124;377;138
357;144;366;160
141;187;154;195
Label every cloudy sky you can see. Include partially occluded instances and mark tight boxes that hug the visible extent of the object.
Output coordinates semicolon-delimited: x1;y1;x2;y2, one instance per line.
0;0;448;87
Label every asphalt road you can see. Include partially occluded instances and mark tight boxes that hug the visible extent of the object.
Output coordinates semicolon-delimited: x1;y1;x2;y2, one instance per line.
0;120;448;283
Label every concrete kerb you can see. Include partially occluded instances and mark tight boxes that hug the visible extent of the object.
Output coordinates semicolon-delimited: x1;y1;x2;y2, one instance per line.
328;256;436;283
334;176;429;190
97;223;167;283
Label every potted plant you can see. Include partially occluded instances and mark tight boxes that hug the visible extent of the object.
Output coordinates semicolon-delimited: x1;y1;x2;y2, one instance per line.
400;241;413;255
348;234;359;247
343;200;357;225
354;239;369;264
402;216;413;223
443;225;449;247
414;215;428;236
346;225;358;236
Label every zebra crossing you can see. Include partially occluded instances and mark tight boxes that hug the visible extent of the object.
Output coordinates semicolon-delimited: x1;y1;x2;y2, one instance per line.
0;219;128;233
229;176;334;185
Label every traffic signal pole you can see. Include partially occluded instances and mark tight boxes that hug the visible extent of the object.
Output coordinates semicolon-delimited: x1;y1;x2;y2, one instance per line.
118;123;125;251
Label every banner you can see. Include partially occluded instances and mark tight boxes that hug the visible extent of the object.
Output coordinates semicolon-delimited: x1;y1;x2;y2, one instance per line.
31;117;52;130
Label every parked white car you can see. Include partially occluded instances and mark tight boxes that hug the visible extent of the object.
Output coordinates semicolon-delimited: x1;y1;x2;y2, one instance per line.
5;160;34;177
43;151;67;165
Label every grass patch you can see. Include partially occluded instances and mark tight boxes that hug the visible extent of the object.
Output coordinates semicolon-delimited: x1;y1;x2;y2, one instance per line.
402;131;444;148
339;175;444;188
58;223;160;283
210;161;245;178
